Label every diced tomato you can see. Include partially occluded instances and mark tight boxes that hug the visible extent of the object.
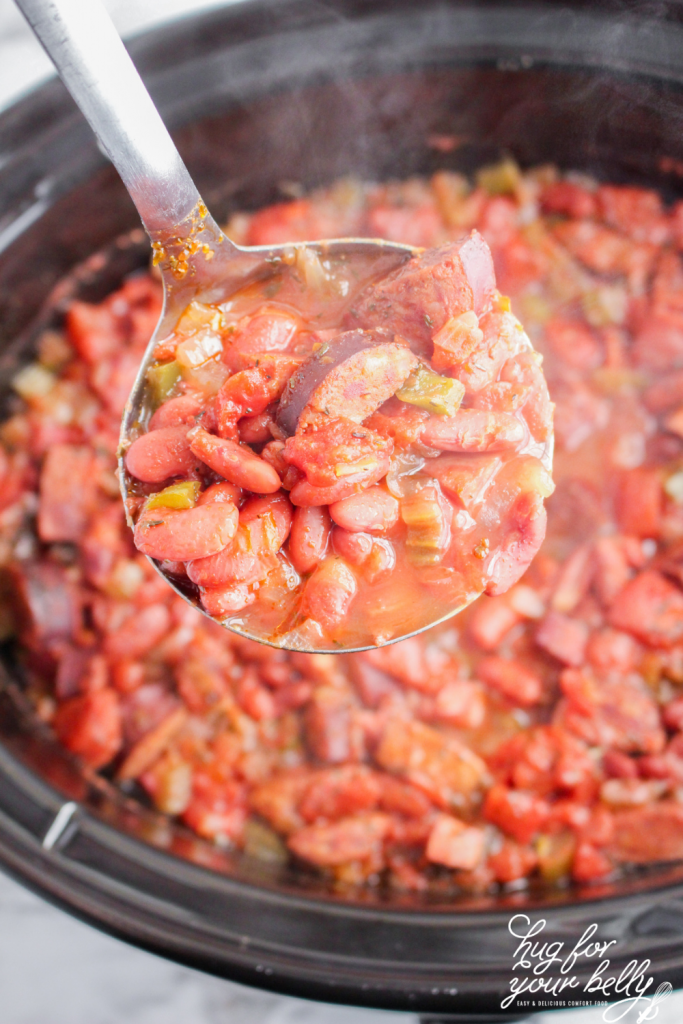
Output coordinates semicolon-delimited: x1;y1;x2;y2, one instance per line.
488;840;538;884
425;814;486;869
614;468;663;539
38;444;98;543
540;180;597;219
432;679;486;729
609;570;683;647
545;318;603;372
535;611;588;667
375;718;487;807
483;784;550;844
556;668;664;754
572;843;613;883
597;185;669;245
367;203;443;248
467;596;521;650
298;766;381;822
477;656;543;707
53;688;122;768
65;300;122;363
586;628;640;673
182;770;247;842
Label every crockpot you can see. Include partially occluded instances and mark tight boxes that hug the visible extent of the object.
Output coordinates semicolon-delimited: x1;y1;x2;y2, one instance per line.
4;1;683;1020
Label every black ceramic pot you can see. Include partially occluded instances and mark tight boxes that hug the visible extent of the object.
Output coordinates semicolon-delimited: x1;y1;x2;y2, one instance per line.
4;2;683;1021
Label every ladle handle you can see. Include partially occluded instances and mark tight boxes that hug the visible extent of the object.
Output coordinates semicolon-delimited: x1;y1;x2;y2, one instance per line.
14;0;201;237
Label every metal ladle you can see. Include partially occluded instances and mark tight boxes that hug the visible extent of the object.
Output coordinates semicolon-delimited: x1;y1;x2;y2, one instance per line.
15;0;539;653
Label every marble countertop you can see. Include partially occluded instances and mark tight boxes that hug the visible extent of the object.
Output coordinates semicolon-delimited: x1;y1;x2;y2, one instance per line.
0;2;681;1021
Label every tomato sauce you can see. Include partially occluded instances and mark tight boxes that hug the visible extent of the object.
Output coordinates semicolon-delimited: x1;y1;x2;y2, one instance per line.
3;163;683;892
123;233;553;650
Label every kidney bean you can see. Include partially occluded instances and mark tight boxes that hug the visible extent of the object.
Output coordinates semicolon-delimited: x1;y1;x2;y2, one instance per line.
301;557;357;632
186;532;270;588
241;492;293;551
186;496;290;589
134;501;238;562
125;426;196;483
200;582;256;618
365;538;396;581
331;527;373;566
420;409;527;452
226;310;299;358
329;487;399;534
288;505;331;574
239;411;275;444
188;426;281;493
197;481;242;506
149;394;203;430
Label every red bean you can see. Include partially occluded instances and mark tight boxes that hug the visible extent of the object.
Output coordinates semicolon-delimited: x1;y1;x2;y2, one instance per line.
197;481;242;507
365;538;396;581
149;394;203;430
134;501;238;562
288;505;331;574
125;426;196;483
200;582;255;617
420;409;527;452
240;493;293;551
329;487;399;534
301;557;357;632
332;527;373;566
188;426;281;493
186;531;269;588
239;411;274;444
186;496;290;588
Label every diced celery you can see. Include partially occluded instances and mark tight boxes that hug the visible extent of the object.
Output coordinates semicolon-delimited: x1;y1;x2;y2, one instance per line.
401;484;451;566
12;363;56;401
396;364;465;416
144;480;200;511
476;158;522;196
243;819;288;864
536;831;576;884
146;360;182;405
665;470;683;505
175;329;223;369
175;300;224;336
582;285;627;327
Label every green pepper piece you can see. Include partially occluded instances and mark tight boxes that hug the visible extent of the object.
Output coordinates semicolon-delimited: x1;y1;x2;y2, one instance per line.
476;157;521;196
146;360;181;406
144;480;200;511
396;364;465;417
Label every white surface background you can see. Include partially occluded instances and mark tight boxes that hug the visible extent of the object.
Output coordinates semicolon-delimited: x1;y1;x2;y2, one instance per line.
0;1;681;1021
